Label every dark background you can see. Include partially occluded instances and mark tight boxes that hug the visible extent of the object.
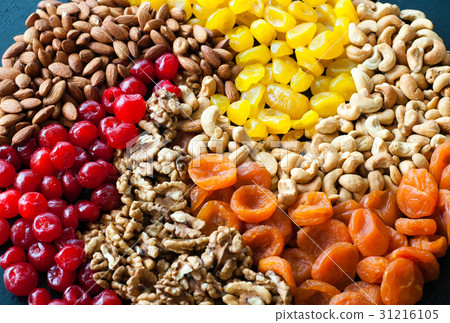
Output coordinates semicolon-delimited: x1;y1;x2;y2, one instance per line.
0;0;450;305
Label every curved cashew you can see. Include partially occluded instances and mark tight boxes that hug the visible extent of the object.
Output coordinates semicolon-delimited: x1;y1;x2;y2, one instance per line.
430;134;447;149
392;128;406;142
399;74;424;101
433;73;450;93
376;15;403;36
372;74;386;85
368;170;384;191
229;145;250;166
349;23;369;46
356;3;377;21
398;160;416;176
443;51;450;66
374;83;397;109
255;152;278;177
355;135;374;151
436;117;450;132
438;97;450;116
187;134;209;158
200;105;221;137
362;45;382;70
407;134;430;147
371;137;389;154
279;153;304;174
376;43;397;72
389;165;402;186
412;153;430;169
351;68;374;94
337;103;362;121
198;76;216;98
365;115;392;140
322;168;343;198
426;66;450;84
339;174;369;194
331;135;357;152
425;108;441;120
399;9;426;21
406;45;424;73
378;26;397;46
411;72;428;90
385;65;410;84
208;131;229;153
291;162;319;184
411;18;433;31
346;44;373;63
364;152;394;171
350;92;383;114
389;141;421;157
416;29;443;42
315;117;340;134
412;120;440;138
374;2;400;19
179;85;199;110
317;143;338;173
297;176;323;194
342;151;365;174
374;109;395;125
357;20;378;34
339;119;354;133
383;175;398;192
232;126;258;150
394;24;416;43
392;39;407;66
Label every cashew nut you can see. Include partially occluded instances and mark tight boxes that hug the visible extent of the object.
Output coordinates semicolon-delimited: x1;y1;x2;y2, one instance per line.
198;76;216;98
255;152;278;177
433;73;450;93
179;85;198;110
376;15;403;36
331;135;357;152
318;143;339;173
346;44;373;63
350;92;383;114
362;45;382;70
368;170;385;191
338;174;369;194
436;117;450;132
200;105;221;137
232;126;258;150
355;135;374;151
385;65;410;84
383;175;398;192
412;153;430;169
394;24;416;43
291;161;319;184
399;9;426;22
376;43;397;72
399;74;424;101
365;115;392;140
279;152;304;174
378;26;396;46
187;134;209;158
406;134;430;147
374;83;397;109
349;23;369;46
412;120;440;138
364;152;394;171
398;160;416;176
315;117;340;134
388;141;421;157
357;20;378;34
352;68;374;94
322;168;343;199
342;151;365;174
297;176;322;194
208;131;229;153
430;134;448;149
438;97;450;116
229;145;250;166
371;137;389;154
426;66;450;83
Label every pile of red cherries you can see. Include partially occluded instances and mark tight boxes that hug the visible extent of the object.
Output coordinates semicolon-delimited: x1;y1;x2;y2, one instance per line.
0;53;180;305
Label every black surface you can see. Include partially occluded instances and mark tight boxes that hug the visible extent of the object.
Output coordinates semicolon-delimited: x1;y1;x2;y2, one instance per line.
0;0;450;305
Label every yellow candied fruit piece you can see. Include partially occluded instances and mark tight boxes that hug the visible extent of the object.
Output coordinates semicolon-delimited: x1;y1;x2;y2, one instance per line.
311;76;331;95
295;47;324;77
316;4;336;26
315;23;331;36
329;73;356;101
236;45;271;66
326;0;340;5
260;63;274;85
229;0;252;14
244;118;268;141
265;83;309;119
258;109;291;134
302;0;326;7
270;40;293;58
334;0;359;23
167;0;193;20
309;31;344;60
264;6;296;33
291;110;320;130
287;1;317;23
249;0;265;17
273;56;298;85
196;0;226;9
333;17;350;46
275;0;292;6
304;124;317;139
192;3;215;20
226;26;254;52
205;8;236;34
187;18;205;26
326;59;357;78
250;19;277;46
210;94;231;114
241;83;266;117
135;0;165;10
310;91;345;117
286;23;317;49
236;12;259;27
227;99;251;126
290;69;314;93
235;64;266;91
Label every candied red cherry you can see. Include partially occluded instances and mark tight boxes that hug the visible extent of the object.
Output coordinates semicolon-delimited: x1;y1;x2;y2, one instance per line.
47;199;68;218
106;122;139;150
30;148;58;177
61;170;83;202
14;169;41;194
62;205;79;229
78;262;103;296
16;138;39;166
92;289;122;305
0;145;21;170
33;212;63;242
91;184;121;211
54;228;84;251
0;160;16;187
130;59;156;85
3;262;38;296
0;189;21;219
18;192;48;220
0;246;26;269
47;264;77;293
28;288;51;305
155;53;179;80
49;141;75;171
69;121;98;149
98;116;121;141
153;79;181;98
41;176;63;199
76;201;100;222
10;218;38;249
39;124;68;149
63;285;92;305
97;160;119;184
114;94;146;124
77;162;107;189
102;87;125;114
55;244;85;271
78;100;106;125
28;242;57;272
119;76;147;97
72;147;91;172
0;217;10;246
88;139;114;161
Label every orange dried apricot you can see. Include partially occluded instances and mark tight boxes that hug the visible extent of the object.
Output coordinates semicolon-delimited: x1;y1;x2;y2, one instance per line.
429;141;450;185
431;190;450;240
258;256;297;294
381;258;424;305
242;225;284;263
329;291;373;305
296;219;351;258
356;256;388;284
230;185;277;223
188;154;237;190
332;200;361;226
281;248;315;286
262;207;293;243
394;218;437;236
294;279;340;305
386;226;408;253
190;186;212;215
349;209;390;256
397;169;439;219
344;281;383;305
361;191;401;227
233;162;271;189
288;192;333;226
196;201;242;235
440;164;450;190
311;242;359;290
410;235;448;258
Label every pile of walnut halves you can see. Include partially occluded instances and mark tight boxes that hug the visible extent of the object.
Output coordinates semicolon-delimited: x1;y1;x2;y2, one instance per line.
80;91;291;305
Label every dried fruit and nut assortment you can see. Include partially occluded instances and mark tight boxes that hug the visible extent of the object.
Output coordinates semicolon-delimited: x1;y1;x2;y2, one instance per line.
0;0;450;306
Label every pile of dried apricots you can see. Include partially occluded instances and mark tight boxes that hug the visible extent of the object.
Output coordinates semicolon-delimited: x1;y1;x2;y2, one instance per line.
188;143;450;305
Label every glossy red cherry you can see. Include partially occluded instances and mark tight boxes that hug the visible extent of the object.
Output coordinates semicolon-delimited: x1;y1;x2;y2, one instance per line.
39;124;68;149
62;205;79;229
53;228;84;251
106;122;139;150
49;141;75;171
47;198;68;218
32;212;63;242
0;145;21;170
14;169;41;194
41;176;64;199
30;148;58;177
55;244;85;271
0;217;10;246
119;76;147;97
78;100;106;125
61;170;83;202
92;289;122;305
0;160;16;187
63;285;92;305
102;87;125;114
130;59;156;85
153;79;181;98
88;139;114;161
0;189;21;219
3;262;38;296
96;159;119;184
69;121;98;149
28;288;51;305
78;262;103;296
0;246;26;269
77;162;107;189
114;94;147;124
10;218;38;250
91;184;121;211
76;201;100;222
155;53;179;80
27;242;57;272
72;147;91;173
47;264;77;293
18;192;48;220
16;138;39;166
98;116;121;141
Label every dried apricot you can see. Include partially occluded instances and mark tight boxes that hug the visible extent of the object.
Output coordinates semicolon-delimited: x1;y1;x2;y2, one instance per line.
361;191;401;227
429;141;450;185
431;190;450;240
439;164;450;189
349;209;390;256
197;201;242;235
344;281;382;305
332;200;361;226
410;235;448;258
190;186;212;215
233;162;271;189
394;218;437;236
294;279;340;305
296;219;351;258
288;192;333;226
258;256;297;294
329;291;373;305
281;248;315;286
262;207;293;243
242;225;284;263
386;226;408;253
381;258;424;305
188;154;237;190
397;169;438;219
356;256;388;284
311;242;359;290
230;185;277;223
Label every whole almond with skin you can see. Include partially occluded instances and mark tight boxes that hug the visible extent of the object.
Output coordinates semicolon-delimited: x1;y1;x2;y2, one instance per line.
128;41;140;58
84;85;100;102
150;30;170;50
156;3;169;20
214;74;225;95
62;102;78;121
0;99;22;114
0;67;21;81
38;79;53;97
44;80;66;105
14;89;34;101
37;48;52;67
90;26;113;43
173;37;189;55
15;121;31;132
32;105;55;124
21;98;42;110
79;49;95;63
3;42;27;59
0;113;25;127
230;65;243;81
113;41;130;60
193;25;208;44
56;3;80;16
166;18;180;32
68;76;91;89
200;59;213;76
102;20;129;41
170;7;186;22
137;8;151;29
201;45;221;68
82;57;102;76
178;56;202;75
218;64;231;80
115;15;138;27
144;44;166;61
68;54;83;74
91;70;105;87
88;42;114;56
213;48;233;62
106;64;118;87
67;83;85;103
0;136;11;146
11;124;35;145
214;38;230;49
160;25;176;42
24;27;39;44
137;34;151;48
117;64;131;79
225;80;239;102
72;21;93;33
49;62;73;78
25;13;39;28
0;79;17;97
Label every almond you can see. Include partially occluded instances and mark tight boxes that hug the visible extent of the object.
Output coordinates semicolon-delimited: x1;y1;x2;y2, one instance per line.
37;48;52;67
90;26;113;43
200;59;213;76
49;62;73;78
0;79;17;97
150;30;170;51
170;7;186;22
32;105;55;124
14;89;35;101
68;76;91;88
21;98;42;110
0;136;11;145
0;113;25;127
230;65;243;81
56;3;80;15
115;15;138;27
44;80;66;105
156;3;169;20
62;102;78;121
113;41;130;60
88;42;114;56
3;42;27;59
214;74;225;96
106;63;118;87
82;57;103;76
11;124;35;145
38;79;53;97
84;85;100;102
173;37;189;55
72;21;93;33
102;20;129;41
178;56;202;75
67;83;85;103
137;6;151;29
213;48;234;62
68;53;83;74
144;44;167;61
144;19;165;33
218;64;232;80
201;45;221;68
225;80;239;102
0;67;21;81
193;25;208;44
91;70;105;87
0;99;22;114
